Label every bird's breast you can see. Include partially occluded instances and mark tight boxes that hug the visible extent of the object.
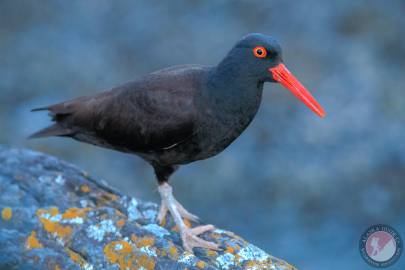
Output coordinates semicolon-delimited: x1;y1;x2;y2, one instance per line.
192;92;262;159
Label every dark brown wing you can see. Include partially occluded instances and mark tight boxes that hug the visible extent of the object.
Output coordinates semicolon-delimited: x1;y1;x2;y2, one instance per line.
31;65;209;153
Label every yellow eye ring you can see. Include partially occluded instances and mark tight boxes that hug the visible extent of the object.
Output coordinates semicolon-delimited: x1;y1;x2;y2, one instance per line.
253;46;267;58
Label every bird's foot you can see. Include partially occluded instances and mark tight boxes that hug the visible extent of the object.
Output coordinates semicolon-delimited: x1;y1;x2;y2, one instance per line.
181;224;219;253
157;182;218;253
157;184;199;224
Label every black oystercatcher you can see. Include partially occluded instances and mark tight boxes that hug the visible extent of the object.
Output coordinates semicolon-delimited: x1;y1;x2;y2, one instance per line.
30;33;325;252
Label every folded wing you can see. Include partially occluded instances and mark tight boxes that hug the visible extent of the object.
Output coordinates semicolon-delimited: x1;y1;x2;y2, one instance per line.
30;66;205;153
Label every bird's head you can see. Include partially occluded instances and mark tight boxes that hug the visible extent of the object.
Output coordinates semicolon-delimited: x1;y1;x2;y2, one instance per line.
226;33;325;118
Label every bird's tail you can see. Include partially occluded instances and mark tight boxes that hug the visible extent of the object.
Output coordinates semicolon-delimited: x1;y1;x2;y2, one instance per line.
31;107;49;112
28;124;72;139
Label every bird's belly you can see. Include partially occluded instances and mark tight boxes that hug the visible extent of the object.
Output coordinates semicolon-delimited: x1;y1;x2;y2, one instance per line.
132;102;260;166
146;119;249;165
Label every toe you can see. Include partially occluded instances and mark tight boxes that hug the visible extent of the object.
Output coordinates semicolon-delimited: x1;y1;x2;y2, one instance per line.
180;210;199;222
157;201;168;225
191;235;219;250
190;224;215;235
181;228;219;252
175;200;200;222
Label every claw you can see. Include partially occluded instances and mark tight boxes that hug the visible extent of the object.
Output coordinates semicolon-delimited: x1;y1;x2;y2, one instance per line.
181;226;219;253
157;183;218;253
157;200;168;225
189;224;215;235
156;186;200;224
174;198;199;222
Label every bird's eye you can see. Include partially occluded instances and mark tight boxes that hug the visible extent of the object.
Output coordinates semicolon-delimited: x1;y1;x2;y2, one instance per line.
253;46;267;58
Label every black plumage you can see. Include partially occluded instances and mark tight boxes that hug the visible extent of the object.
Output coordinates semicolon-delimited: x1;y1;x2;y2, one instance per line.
30;33;324;252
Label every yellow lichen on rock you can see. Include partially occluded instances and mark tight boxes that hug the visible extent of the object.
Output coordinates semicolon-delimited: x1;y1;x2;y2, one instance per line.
95;192;119;207
171;218;191;232
103;240;156;270
168;245;179;260
1;207;12;220
103;241;134;269
102;192;119;202
135;254;156;270
49;207;59;216
80;184;90;193
66;248;89;268
245;259;279;270
206;249;218;257
26;231;43;249
196;260;206;268
105;241;132;259
36;208;72;239
116;219;126;228
135;236;155;248
61;207;90;219
104;240;133;269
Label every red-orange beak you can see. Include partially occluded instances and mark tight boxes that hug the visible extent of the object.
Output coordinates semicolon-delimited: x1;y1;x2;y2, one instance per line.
269;63;325;118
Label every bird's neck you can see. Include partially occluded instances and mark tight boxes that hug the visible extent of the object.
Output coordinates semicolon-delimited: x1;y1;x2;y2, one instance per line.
194;60;264;150
204;59;264;113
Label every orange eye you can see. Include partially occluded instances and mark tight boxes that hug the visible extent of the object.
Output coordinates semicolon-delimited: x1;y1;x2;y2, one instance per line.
253;46;267;58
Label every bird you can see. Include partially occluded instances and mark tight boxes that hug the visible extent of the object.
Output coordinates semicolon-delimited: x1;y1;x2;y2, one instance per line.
30;33;325;253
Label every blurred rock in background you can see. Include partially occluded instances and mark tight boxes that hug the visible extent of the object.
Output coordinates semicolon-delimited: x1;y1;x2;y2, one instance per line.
0;1;404;269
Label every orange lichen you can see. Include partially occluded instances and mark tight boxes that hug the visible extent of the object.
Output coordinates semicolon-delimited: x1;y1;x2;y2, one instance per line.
1;207;12;220
80;184;90;193
66;248;88;268
184;218;192;228
49;207;59;216
131;234;138;242
62;207;90;219
36;208;72;239
96;192;119;207
172;218;191;232
116;219;126;228
102;192;118;201
103;240;155;270
196;260;206;268
135;236;155;248
26;231;43;249
168;245;179;260
115;209;126;217
225;246;235;254
136;254;155;270
67;249;80;263
245;260;273;269
104;241;132;262
206;249;218;257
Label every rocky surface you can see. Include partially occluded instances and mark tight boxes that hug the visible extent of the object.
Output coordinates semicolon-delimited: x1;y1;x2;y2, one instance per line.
0;146;296;270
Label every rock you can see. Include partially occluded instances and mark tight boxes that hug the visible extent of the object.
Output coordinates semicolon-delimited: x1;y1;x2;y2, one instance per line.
0;146;297;270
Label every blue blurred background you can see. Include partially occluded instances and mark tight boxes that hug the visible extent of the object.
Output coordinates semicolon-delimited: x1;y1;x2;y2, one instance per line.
1;0;404;269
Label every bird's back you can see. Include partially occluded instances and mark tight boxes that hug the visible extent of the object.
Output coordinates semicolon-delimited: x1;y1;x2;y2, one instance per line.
31;65;212;156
